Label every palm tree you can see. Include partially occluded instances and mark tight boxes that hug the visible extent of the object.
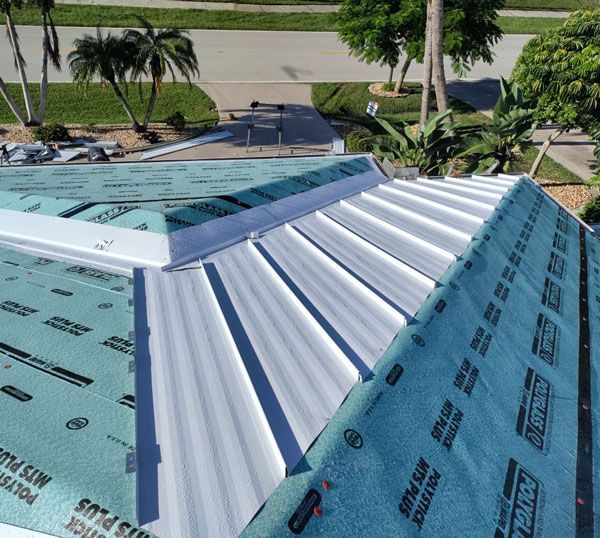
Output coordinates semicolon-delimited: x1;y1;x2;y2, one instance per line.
0;0;36;125
419;0;433;125
36;0;61;123
430;0;449;114
68;28;142;132
124;17;199;129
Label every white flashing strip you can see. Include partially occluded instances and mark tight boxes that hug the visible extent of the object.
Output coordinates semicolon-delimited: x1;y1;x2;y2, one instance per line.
0;208;169;272
139;131;234;160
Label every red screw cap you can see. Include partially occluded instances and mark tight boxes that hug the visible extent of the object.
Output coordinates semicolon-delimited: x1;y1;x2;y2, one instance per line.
577;497;585;506
322;480;332;490
313;506;323;517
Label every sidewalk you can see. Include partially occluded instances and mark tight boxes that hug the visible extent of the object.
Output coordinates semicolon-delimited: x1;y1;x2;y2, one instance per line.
54;0;571;17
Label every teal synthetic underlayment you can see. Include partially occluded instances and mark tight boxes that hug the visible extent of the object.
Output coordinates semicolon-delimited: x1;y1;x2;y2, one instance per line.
0;249;146;538
244;178;599;537
0;156;373;233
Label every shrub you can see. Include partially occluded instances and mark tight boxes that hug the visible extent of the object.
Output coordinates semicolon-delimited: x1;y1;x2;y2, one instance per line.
345;130;372;153
33;123;70;143
165;112;186;131
579;196;600;224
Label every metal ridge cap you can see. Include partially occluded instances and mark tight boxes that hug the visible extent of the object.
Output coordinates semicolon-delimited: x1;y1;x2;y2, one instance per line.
0;208;170;271
164;160;387;271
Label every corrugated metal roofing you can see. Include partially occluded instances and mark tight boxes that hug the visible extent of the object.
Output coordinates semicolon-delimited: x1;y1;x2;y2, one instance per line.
134;173;520;537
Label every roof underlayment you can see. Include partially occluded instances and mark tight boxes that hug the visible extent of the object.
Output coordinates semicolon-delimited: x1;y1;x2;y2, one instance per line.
0;154;597;538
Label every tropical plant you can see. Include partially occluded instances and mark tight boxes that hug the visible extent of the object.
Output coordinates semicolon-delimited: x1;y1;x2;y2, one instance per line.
124;17;199;129
36;0;61;123
336;0;419;94
457;78;537;173
336;0;504;100
0;0;35;125
579;196;600;224
589;123;600;172
68;28;142;132
512;9;600;177
33;122;69;142
0;0;61;126
364;109;460;175
165;111;186;131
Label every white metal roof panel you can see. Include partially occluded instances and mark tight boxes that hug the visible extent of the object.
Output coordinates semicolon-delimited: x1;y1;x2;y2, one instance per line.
292;212;434;316
206;241;359;455
258;224;405;369
415;178;503;204
137;267;285;538
135;170;519;538
321;202;454;279
346;193;470;255
387;179;494;218
365;186;483;236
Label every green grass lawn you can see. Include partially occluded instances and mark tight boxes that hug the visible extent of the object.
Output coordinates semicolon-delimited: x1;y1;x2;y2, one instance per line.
312;82;489;132
169;0;592;7
508;146;584;183
505;0;598;10
1;5;564;33
0;82;218;125
312;82;583;183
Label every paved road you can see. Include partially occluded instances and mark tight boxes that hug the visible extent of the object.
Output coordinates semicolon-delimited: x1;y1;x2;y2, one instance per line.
0;27;532;84
448;79;597;180
53;0;572;17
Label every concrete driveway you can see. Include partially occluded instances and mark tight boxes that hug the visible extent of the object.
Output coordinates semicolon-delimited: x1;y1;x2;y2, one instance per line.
148;83;338;160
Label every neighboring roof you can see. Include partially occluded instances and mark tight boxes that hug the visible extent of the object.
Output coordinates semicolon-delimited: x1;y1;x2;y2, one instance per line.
0;155;597;538
133;173;520;537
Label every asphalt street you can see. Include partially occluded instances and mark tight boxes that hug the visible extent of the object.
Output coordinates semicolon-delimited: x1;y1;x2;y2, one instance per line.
0;27;533;83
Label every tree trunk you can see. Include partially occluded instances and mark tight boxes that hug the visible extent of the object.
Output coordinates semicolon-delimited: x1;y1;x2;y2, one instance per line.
419;0;434;126
529;128;564;178
388;65;394;85
431;0;450;114
109;80;142;132
5;12;38;126
0;77;27;126
38;11;50;123
394;56;412;95
143;83;158;129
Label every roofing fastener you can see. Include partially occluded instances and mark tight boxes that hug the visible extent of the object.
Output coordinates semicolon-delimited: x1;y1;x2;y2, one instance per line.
3;364;10;369
313;506;323;517
577;497;585;506
322;480;331;490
